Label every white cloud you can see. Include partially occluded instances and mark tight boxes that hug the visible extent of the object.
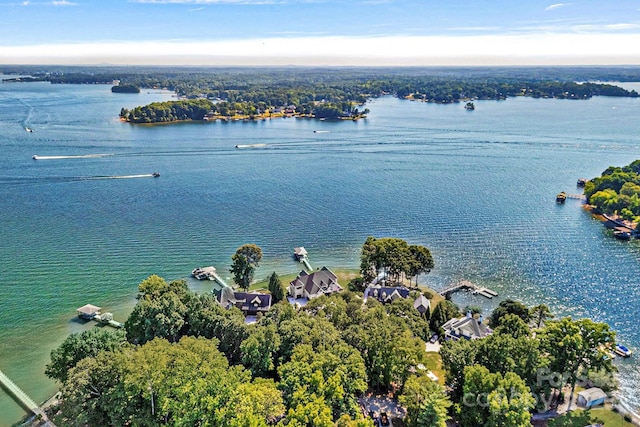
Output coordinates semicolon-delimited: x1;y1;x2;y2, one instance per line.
545;3;570;11
2;33;640;65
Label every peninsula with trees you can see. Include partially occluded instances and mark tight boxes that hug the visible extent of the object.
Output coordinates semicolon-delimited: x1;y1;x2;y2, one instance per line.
3;65;639;124
39;236;630;427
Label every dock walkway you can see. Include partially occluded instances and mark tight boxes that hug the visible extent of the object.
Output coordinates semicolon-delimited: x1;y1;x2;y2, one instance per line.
439;280;498;299
294;247;313;271
0;369;57;426
564;193;586;200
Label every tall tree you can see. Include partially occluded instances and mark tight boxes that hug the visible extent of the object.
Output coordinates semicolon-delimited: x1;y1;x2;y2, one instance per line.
430;300;459;336
230;244;263;290
530;304;554;329
489;299;531;327
399;375;451;427
408;244;434;287
539;317;616;411
268;271;286;304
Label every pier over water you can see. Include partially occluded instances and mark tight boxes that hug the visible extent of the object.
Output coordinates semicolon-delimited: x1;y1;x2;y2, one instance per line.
0;369;56;426
439;280;498;299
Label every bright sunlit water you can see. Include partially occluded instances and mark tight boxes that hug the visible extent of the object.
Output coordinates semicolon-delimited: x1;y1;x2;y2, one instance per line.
1;81;640;425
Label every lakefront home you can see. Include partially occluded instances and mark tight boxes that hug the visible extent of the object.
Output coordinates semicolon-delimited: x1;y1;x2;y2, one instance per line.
367;285;411;303
217;286;272;315
442;312;492;340
364;284;431;315
289;267;342;299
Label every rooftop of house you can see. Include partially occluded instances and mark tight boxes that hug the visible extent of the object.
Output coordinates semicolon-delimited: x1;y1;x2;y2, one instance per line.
77;304;101;315
442;313;491;340
218;286;272;312
367;285;410;303
290;266;341;295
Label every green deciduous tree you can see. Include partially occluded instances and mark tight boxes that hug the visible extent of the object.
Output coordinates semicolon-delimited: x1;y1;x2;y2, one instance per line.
45;328;126;383
399;375;451;427
489;299;531;327
458;365;534;427
539;317;616;410
231;244;263;290
241;323;281;377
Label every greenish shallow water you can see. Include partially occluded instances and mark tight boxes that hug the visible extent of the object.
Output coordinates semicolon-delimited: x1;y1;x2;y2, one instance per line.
2;81;640;425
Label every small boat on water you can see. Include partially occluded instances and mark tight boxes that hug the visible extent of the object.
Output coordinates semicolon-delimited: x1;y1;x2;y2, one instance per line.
32;155;38;160
615;344;633;358
465;102;475;110
235;143;266;149
556;192;567;203
577;178;588;187
152;172;160;177
24;127;33;132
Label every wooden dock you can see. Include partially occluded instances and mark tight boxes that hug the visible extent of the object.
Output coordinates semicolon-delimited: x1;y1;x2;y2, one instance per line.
294;247;313;271
564;193;586;200
439;280;498;299
76;304;123;328
0;369;57;426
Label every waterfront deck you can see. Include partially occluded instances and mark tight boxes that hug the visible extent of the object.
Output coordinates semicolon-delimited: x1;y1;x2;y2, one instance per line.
0;369;56;426
76;304;123;328
439;280;498;299
294;247;313;271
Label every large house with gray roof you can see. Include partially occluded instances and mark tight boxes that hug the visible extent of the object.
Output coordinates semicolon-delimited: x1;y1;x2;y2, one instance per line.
218;286;272;315
442;313;492;341
289;266;342;300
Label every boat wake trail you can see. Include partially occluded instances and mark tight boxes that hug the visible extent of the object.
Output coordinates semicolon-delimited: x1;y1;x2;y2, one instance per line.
32;154;113;160
88;174;158;180
0;173;159;186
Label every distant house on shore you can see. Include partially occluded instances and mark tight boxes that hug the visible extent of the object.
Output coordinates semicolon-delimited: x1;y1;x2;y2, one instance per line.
217;286;272;315
442;313;491;340
289;267;341;300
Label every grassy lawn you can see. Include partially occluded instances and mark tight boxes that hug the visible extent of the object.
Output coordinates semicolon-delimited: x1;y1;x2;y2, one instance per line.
423;352;446;386
590;407;637;426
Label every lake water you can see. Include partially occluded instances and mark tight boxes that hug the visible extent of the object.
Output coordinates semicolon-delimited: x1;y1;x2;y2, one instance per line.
1;81;640;425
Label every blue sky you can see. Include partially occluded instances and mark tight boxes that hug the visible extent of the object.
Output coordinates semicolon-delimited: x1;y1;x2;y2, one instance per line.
1;0;640;65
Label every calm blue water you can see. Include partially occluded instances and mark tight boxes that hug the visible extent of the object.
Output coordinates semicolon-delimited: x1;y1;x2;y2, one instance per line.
1;81;640;425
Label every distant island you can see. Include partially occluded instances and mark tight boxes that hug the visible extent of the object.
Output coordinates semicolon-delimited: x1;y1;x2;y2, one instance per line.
119;98;369;123
2;66;640;124
111;83;140;93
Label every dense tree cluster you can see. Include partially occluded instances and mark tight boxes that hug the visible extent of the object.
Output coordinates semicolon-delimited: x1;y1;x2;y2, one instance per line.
359;236;434;285
440;302;616;427
47;270;449;426
111;84;140;93
45;236;618;426
584;159;640;222
5;66;638;124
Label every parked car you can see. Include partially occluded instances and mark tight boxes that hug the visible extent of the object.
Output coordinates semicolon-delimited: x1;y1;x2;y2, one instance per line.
429;334;439;344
